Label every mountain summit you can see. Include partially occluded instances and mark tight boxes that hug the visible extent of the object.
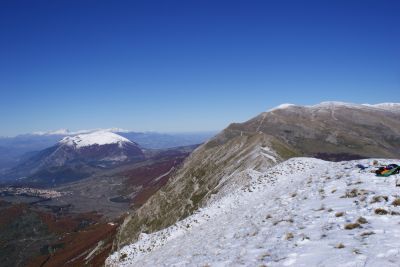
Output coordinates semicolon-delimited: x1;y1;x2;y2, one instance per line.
59;131;133;148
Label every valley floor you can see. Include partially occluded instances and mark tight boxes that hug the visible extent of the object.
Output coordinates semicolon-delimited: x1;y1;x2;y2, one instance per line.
107;158;400;267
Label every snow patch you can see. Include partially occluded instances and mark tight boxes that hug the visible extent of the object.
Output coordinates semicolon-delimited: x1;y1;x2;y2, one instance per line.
309;101;364;109
260;146;277;163
268;103;296;112
266;101;400;114
59;131;132;148
363;103;400;112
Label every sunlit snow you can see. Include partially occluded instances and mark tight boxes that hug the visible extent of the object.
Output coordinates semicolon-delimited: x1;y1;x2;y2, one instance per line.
107;158;400;267
60;131;132;148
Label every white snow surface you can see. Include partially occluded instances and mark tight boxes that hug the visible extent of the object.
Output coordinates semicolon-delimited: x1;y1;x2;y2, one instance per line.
267;101;400;113
363;103;400;112
59;131;132;148
107;157;400;267
268;103;296;112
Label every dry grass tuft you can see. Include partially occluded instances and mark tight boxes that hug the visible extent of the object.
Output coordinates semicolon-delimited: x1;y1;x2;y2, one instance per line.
371;195;388;204
375;208;389;215
285;232;294;240
360;231;375;237
342;189;359;198
357;217;368;224
344;223;361;230
392;198;400;206
335;243;345;249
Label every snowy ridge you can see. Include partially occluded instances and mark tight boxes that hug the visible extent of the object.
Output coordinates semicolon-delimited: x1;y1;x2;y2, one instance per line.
107;157;400;267
267;101;400;113
310;101;364;109
364;103;400;112
60;131;132;148
268;103;296;112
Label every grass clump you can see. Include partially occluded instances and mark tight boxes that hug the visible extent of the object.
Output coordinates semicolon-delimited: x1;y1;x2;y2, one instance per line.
344;223;361;230
356;217;368;224
370;195;388;204
391;198;400;206
375;208;389;215
285;232;294;240
342;189;358;198
360;231;375;237
335;243;345;249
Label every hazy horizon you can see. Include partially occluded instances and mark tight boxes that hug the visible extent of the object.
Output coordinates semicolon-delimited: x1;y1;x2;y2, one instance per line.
2;100;399;137
1;0;399;135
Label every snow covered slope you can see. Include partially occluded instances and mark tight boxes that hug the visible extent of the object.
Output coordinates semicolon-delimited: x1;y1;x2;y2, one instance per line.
60;131;132;148
107;158;400;267
267;102;400;113
364;103;400;113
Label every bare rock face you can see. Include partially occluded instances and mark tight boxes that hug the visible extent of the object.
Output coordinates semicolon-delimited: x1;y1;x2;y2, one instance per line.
116;102;400;248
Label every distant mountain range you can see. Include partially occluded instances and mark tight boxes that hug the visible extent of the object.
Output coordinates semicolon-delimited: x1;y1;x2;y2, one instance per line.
0;129;216;172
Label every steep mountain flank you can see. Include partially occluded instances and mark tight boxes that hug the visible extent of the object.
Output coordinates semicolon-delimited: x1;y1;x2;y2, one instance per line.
115;102;400;248
116;133;291;247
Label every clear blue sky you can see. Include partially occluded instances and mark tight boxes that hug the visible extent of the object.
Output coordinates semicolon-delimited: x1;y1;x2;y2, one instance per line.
1;0;399;136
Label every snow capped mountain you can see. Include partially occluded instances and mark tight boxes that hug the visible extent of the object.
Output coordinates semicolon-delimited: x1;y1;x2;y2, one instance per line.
59;131;133;148
107;157;400;267
2;131;145;186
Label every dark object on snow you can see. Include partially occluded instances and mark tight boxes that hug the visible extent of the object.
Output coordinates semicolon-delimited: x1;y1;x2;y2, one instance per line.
375;164;400;177
356;164;367;170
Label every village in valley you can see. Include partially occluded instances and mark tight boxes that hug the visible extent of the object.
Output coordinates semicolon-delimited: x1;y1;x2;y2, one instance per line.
0;186;65;199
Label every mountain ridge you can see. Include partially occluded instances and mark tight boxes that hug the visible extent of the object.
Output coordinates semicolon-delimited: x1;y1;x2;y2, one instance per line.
114;101;400;248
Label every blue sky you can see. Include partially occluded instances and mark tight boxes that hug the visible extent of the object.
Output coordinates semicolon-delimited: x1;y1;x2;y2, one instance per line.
0;0;399;136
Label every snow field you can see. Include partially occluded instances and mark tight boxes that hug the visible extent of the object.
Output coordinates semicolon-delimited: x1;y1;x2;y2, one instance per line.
107;158;400;267
60;131;132;148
